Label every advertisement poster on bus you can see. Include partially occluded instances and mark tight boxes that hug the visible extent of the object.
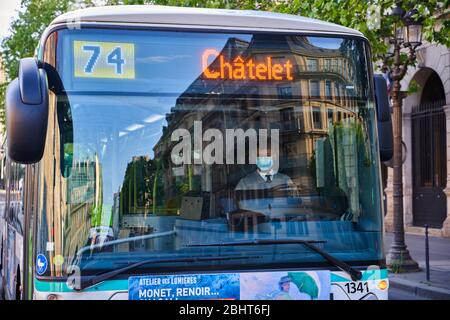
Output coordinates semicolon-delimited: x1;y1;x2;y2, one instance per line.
128;271;330;300
240;271;330;300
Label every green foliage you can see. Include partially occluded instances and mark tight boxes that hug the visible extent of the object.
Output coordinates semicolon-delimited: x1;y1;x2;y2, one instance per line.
106;0;271;9
0;83;7;127
407;79;419;94
1;0;72;79
0;0;73;130
120;156;164;214
276;0;449;57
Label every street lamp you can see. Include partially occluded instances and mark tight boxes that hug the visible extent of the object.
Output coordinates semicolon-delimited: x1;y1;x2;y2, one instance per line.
391;2;405;44
403;9;423;49
382;36;395;57
395;25;405;43
386;2;423;272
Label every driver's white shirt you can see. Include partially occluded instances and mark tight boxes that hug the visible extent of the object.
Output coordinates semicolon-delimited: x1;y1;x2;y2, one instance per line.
257;169;275;182
235;170;294;191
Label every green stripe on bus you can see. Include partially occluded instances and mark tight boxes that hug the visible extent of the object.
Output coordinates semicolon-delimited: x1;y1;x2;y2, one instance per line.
34;278;128;292
331;269;388;282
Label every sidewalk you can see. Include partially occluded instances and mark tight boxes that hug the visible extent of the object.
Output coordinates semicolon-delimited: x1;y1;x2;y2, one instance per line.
385;232;450;299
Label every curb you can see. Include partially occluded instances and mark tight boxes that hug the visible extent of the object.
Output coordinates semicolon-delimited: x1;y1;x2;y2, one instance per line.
389;277;450;300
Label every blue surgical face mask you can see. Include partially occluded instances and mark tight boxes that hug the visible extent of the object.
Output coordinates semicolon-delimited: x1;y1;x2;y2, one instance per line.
256;156;273;172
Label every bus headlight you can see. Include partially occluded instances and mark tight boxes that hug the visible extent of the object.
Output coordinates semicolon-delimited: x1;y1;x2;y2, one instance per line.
378;280;388;290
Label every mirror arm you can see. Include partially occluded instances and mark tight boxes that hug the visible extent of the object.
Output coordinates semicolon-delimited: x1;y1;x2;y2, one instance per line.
38;61;65;94
374;74;393;162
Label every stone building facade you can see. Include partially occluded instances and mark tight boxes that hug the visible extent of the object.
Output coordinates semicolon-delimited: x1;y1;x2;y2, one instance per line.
384;37;450;237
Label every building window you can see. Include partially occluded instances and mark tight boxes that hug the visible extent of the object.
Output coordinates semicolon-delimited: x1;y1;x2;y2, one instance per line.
327;108;334;124
307;58;318;72
342;85;347;106
343;61;348;78
334;82;340;101
324;59;331;72
312;106;323;129
332;59;338;72
277;85;293;99
310;80;320;98
281;107;295;130
272;56;286;71
340;84;345;105
325;80;332;99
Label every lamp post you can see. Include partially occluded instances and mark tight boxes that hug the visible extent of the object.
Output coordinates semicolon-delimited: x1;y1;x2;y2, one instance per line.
385;3;422;271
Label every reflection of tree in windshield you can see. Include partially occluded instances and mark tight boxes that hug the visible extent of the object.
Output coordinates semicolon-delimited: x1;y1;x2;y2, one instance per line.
120;156;159;215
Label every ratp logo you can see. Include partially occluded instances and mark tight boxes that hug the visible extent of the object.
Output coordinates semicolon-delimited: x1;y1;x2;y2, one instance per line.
36;254;48;275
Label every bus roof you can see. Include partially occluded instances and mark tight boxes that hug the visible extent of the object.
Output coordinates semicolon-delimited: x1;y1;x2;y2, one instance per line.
51;5;364;37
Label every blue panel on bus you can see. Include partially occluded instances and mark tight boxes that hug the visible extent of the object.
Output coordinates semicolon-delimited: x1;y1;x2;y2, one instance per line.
128;270;330;300
129;273;240;300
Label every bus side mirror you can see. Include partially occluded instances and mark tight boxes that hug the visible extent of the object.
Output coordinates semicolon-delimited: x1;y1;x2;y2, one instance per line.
374;74;393;162
6;58;49;164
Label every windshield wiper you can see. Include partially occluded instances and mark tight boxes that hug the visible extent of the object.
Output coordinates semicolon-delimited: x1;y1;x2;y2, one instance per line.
74;254;261;291
187;239;362;281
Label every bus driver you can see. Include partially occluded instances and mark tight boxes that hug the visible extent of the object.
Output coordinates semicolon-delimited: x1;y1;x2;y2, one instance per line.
234;143;299;214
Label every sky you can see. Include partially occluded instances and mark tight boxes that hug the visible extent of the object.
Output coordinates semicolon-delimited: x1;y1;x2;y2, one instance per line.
0;0;22;40
0;0;111;41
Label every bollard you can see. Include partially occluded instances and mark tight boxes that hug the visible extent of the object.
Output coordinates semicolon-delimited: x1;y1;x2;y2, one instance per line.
424;224;430;282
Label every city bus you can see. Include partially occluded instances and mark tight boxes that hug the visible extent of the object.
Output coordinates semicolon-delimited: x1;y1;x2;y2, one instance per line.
1;5;393;300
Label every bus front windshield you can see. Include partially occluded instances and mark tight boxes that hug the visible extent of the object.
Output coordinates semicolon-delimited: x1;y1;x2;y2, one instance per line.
36;28;384;277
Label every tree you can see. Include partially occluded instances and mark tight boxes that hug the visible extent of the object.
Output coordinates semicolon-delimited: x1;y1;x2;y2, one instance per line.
0;0;75;129
1;0;74;79
106;0;267;8
0;82;7;127
274;1;449;65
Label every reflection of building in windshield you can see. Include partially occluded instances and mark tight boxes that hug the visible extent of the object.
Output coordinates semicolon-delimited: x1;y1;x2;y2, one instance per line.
63;155;103;265
151;34;365;226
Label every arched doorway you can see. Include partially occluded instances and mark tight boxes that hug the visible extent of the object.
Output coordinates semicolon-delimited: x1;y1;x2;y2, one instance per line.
411;70;447;228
